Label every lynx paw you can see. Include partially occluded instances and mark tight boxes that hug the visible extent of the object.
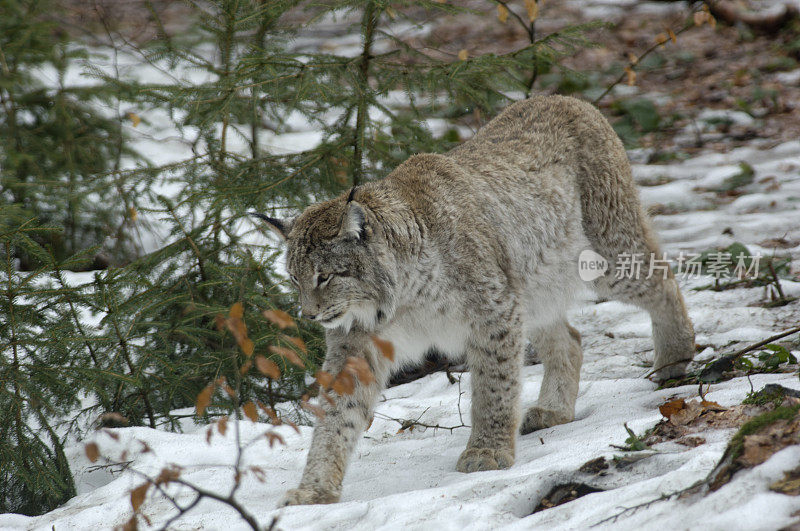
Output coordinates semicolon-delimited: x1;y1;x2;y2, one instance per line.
456;447;514;473
520;406;573;435
652;360;689;382
280;487;339;507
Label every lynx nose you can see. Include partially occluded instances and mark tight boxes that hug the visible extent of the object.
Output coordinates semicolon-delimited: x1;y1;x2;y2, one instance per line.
302;310;318;321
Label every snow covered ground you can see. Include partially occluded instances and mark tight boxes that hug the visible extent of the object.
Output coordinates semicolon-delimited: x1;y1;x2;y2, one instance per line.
4;128;800;531
4;4;800;528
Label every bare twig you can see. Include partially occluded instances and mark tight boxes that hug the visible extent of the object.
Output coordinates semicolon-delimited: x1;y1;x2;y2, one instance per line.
646;325;800;380
591;485;699;526
375;400;470;434
593;18;695;105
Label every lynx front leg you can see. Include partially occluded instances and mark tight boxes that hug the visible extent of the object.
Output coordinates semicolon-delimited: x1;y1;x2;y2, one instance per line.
457;324;523;473
282;332;390;506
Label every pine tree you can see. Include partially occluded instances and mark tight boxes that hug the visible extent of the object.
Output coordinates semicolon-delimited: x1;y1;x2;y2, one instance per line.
0;0;145;270
0;0;602;515
0;207;78;514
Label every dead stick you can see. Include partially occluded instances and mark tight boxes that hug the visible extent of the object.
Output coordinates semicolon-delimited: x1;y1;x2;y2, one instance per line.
645;325;800;379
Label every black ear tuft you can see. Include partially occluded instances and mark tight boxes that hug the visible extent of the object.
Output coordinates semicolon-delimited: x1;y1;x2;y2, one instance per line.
340;201;367;241
346;186;358;203
250;212;290;240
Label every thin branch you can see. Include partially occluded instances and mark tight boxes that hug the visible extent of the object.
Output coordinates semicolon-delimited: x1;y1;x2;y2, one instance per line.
374;404;469;434
593;18;695;105
646;325;800;380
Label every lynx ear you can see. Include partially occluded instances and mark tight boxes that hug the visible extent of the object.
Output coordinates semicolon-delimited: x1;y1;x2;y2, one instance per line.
340;201;367;241
250;212;292;241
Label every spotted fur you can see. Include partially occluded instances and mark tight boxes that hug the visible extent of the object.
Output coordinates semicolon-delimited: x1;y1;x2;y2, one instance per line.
265;95;695;506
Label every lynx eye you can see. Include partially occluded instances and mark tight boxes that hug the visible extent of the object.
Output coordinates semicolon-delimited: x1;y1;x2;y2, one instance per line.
316;273;332;288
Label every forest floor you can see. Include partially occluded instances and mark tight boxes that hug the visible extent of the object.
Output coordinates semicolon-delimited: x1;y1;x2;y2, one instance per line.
4;1;800;529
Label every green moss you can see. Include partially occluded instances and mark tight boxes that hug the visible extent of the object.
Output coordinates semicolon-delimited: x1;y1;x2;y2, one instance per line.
727;403;800;460
743;387;786;407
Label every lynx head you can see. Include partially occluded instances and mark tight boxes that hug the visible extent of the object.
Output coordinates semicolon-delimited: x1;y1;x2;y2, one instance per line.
254;189;397;332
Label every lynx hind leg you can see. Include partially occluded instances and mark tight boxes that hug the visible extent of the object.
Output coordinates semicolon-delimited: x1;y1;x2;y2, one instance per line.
581;176;694;380
520;320;582;435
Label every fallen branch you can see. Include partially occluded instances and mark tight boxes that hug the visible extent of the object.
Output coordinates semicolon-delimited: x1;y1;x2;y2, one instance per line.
645;325;800;381
591;484;700;526
374;406;469;434
697;326;800;382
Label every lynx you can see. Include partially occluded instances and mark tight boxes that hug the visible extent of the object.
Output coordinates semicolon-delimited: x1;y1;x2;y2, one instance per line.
257;95;695;506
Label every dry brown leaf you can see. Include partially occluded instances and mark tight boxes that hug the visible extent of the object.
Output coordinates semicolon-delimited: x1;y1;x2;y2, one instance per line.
243;401;258;422
285;418;301;434
345;357;376;386
241;337;254;357
301;398;326;419
257;402;281;424
85;442;100;463
458;49;469;61
283;335;307;353
497;4;509;23
700;400;726;411
332;371;356;395
270;345;305;368
121;516;138;531
214;314;226;331
627;52;638;65
263;309;296;329
217;415;228;436
676;435;706;447
371;335;395;361
206;426;213;444
265;431;285;448
225;316;249;350
525;0;539;22
229;302;244;319
255;355;281;379
130;482;150;512
694;10;716;28
655;32;668;45
239;360;253;375
250;465;266;483
659;398;686;419
625;66;636;86
127;112;141;127
103;428;121;440
129;206;138;221
196;383;214;416
667;399;728;426
670;400;703;426
315;370;334;389
154;467;181;486
667;28;677;43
